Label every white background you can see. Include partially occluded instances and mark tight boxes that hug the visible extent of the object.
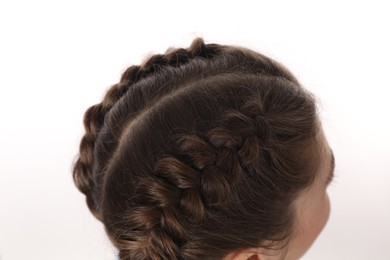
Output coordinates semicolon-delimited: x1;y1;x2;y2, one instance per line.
1;1;389;259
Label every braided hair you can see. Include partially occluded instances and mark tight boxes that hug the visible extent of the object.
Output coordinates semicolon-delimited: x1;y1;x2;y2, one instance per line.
73;38;321;260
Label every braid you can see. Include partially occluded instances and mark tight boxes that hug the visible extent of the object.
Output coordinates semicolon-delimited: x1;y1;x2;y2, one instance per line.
73;38;223;220
121;100;271;259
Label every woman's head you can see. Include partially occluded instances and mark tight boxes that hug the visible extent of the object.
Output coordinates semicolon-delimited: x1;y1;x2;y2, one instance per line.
73;38;332;260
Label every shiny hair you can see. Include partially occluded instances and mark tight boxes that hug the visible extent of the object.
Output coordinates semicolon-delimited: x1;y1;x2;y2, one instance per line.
72;38;321;260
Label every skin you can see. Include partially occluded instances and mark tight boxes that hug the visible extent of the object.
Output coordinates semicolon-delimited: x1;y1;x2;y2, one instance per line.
224;126;335;260
281;128;334;260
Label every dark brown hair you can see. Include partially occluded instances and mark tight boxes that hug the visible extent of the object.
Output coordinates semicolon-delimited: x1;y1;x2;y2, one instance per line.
73;38;321;260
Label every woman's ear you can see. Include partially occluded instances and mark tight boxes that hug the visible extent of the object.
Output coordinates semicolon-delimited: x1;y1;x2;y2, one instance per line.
222;248;262;260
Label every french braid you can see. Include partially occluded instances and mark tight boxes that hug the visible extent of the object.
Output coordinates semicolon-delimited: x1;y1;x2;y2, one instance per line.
73;38;223;219
113;101;272;260
72;38;320;260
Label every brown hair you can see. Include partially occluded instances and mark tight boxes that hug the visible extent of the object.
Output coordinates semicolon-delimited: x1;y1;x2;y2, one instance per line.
73;38;321;260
